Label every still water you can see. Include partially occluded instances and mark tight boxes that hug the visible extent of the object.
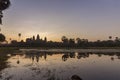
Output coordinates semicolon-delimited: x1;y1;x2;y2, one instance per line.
0;50;120;80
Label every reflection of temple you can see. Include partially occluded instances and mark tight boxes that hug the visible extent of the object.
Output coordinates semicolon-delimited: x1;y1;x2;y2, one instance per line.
26;34;47;44
23;52;120;62
8;52;120;63
24;52;48;63
31;54;40;63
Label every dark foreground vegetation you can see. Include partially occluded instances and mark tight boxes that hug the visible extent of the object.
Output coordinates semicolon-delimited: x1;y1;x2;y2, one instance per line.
0;50;11;78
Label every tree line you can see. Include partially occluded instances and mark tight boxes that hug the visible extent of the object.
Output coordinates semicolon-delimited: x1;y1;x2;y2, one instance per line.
0;33;120;48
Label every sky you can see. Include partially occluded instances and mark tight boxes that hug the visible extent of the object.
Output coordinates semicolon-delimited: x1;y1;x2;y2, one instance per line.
1;0;120;41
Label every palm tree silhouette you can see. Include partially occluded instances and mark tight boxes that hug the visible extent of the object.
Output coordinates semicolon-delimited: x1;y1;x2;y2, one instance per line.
0;0;11;24
109;36;112;40
18;33;21;42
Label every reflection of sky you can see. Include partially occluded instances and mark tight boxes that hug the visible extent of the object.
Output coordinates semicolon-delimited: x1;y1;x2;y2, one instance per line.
1;52;120;80
2;0;120;41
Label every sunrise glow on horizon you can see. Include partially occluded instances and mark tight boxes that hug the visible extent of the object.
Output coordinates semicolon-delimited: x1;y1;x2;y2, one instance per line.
1;0;120;42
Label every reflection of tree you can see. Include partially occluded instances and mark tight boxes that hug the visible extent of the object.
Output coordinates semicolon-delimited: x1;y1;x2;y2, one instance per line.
14;51;120;63
77;53;89;59
24;52;120;62
62;53;76;61
17;60;20;64
98;54;102;57
111;57;114;61
62;54;69;61
70;52;75;58
17;55;20;64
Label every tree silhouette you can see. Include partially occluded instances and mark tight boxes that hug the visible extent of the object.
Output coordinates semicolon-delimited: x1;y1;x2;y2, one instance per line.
109;36;112;40
0;0;11;10
0;0;11;24
18;33;21;41
76;38;81;44
0;33;5;42
61;36;68;44
69;38;75;44
115;37;119;41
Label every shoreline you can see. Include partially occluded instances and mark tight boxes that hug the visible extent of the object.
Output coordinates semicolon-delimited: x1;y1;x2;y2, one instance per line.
0;47;120;53
20;48;120;53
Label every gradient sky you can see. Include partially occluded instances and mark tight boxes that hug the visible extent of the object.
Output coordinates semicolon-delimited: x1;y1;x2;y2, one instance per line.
1;0;120;41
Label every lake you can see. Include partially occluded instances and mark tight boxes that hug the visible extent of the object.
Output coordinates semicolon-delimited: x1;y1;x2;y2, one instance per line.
0;49;120;80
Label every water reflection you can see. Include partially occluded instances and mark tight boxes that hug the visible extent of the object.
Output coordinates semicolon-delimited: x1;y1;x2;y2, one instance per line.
61;52;120;62
62;54;69;61
1;51;120;80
